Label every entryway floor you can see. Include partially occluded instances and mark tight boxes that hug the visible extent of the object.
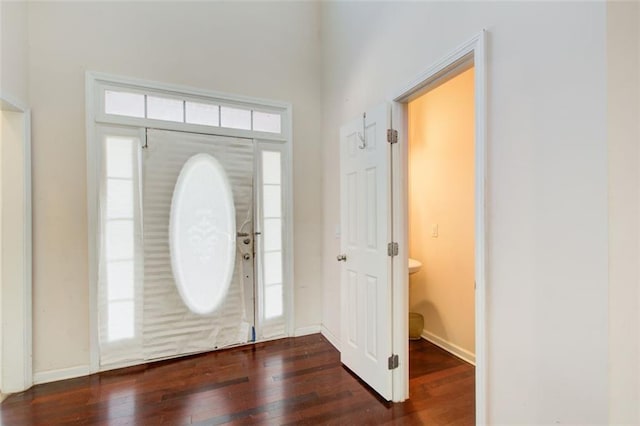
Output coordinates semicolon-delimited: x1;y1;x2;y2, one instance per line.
0;334;474;425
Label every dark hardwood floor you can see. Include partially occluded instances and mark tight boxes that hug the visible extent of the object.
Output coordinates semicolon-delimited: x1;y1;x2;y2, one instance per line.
1;334;474;425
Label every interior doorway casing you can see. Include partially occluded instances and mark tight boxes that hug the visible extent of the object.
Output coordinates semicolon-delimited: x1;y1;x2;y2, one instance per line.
390;31;487;423
0;94;33;393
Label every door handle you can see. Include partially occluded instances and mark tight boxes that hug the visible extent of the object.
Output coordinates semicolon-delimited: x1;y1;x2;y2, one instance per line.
337;254;347;262
238;232;261;237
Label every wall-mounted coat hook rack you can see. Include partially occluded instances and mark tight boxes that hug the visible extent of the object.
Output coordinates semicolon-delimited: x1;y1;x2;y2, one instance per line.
357;112;366;149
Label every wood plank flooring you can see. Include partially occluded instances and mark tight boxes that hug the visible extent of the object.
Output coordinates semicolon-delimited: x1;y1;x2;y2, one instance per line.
1;334;474;425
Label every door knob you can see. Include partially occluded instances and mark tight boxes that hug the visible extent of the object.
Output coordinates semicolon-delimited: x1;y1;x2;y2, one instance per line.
337;254;347;262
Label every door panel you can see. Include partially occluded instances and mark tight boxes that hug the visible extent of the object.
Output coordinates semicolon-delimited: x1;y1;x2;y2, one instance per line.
339;103;393;400
142;129;254;361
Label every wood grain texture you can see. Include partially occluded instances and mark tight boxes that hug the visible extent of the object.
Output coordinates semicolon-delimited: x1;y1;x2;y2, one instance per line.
1;334;474;425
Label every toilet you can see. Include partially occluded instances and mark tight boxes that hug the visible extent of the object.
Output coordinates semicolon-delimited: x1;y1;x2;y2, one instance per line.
408;258;423;340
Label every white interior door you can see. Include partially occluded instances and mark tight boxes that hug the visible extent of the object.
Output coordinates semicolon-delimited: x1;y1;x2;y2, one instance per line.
339;103;393;400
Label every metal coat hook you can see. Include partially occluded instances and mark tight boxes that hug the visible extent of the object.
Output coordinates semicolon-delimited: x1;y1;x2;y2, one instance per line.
357;112;366;149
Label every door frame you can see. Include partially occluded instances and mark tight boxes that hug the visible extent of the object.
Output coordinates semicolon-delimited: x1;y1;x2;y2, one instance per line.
390;30;487;423
0;93;33;393
85;72;295;375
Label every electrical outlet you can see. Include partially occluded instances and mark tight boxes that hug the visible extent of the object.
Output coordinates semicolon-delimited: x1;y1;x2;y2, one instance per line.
432;224;438;238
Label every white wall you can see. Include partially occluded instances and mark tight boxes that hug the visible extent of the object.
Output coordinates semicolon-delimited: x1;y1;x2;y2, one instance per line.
607;1;640;424
321;2;608;423
27;2;323;375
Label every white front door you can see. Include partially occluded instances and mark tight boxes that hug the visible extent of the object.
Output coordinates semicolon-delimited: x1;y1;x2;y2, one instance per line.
142;129;255;361
339;103;394;400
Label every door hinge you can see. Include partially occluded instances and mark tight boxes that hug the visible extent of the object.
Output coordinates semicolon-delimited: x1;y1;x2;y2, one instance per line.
387;242;398;257
387;128;398;144
388;354;399;370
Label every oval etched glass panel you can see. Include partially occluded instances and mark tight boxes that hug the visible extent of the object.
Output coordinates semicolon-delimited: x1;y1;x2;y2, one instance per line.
170;153;236;315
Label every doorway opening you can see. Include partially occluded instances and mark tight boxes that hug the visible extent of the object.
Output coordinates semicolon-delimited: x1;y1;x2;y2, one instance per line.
390;31;487;421
406;65;476;416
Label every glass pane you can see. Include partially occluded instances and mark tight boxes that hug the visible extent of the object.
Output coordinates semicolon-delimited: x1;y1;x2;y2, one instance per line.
185;101;219;126
106;220;134;261
264;251;282;285
262;151;281;185
104;90;145;118
107;179;133;219
108;300;134;341
263;218;282;252
105;137;134;179
253;111;282;133
170;154;236;315
220;106;251;130
263;185;281;218
147;96;184;122
265;285;283;319
107;260;134;301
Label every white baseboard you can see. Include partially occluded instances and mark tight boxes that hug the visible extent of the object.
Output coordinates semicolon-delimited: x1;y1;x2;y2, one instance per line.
321;325;341;351
33;365;91;385
421;329;476;366
293;325;321;337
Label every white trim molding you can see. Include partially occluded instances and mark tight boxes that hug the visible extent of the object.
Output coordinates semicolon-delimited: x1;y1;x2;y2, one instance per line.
421;330;476;366
390;30;488;422
33;365;91;386
320;325;341;352
293;325;321;337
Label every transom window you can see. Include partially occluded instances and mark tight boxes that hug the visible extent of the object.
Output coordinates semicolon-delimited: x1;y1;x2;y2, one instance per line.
102;88;282;134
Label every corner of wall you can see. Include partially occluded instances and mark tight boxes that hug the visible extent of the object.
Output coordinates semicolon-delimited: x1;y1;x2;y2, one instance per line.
607;1;640;423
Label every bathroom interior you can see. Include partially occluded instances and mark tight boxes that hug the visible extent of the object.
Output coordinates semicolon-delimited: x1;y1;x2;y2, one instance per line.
407;66;476;378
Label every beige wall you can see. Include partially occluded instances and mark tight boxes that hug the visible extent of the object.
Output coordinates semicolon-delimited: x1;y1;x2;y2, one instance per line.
607;1;640;424
27;1;323;375
321;2;609;423
0;0;28;103
408;68;475;358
